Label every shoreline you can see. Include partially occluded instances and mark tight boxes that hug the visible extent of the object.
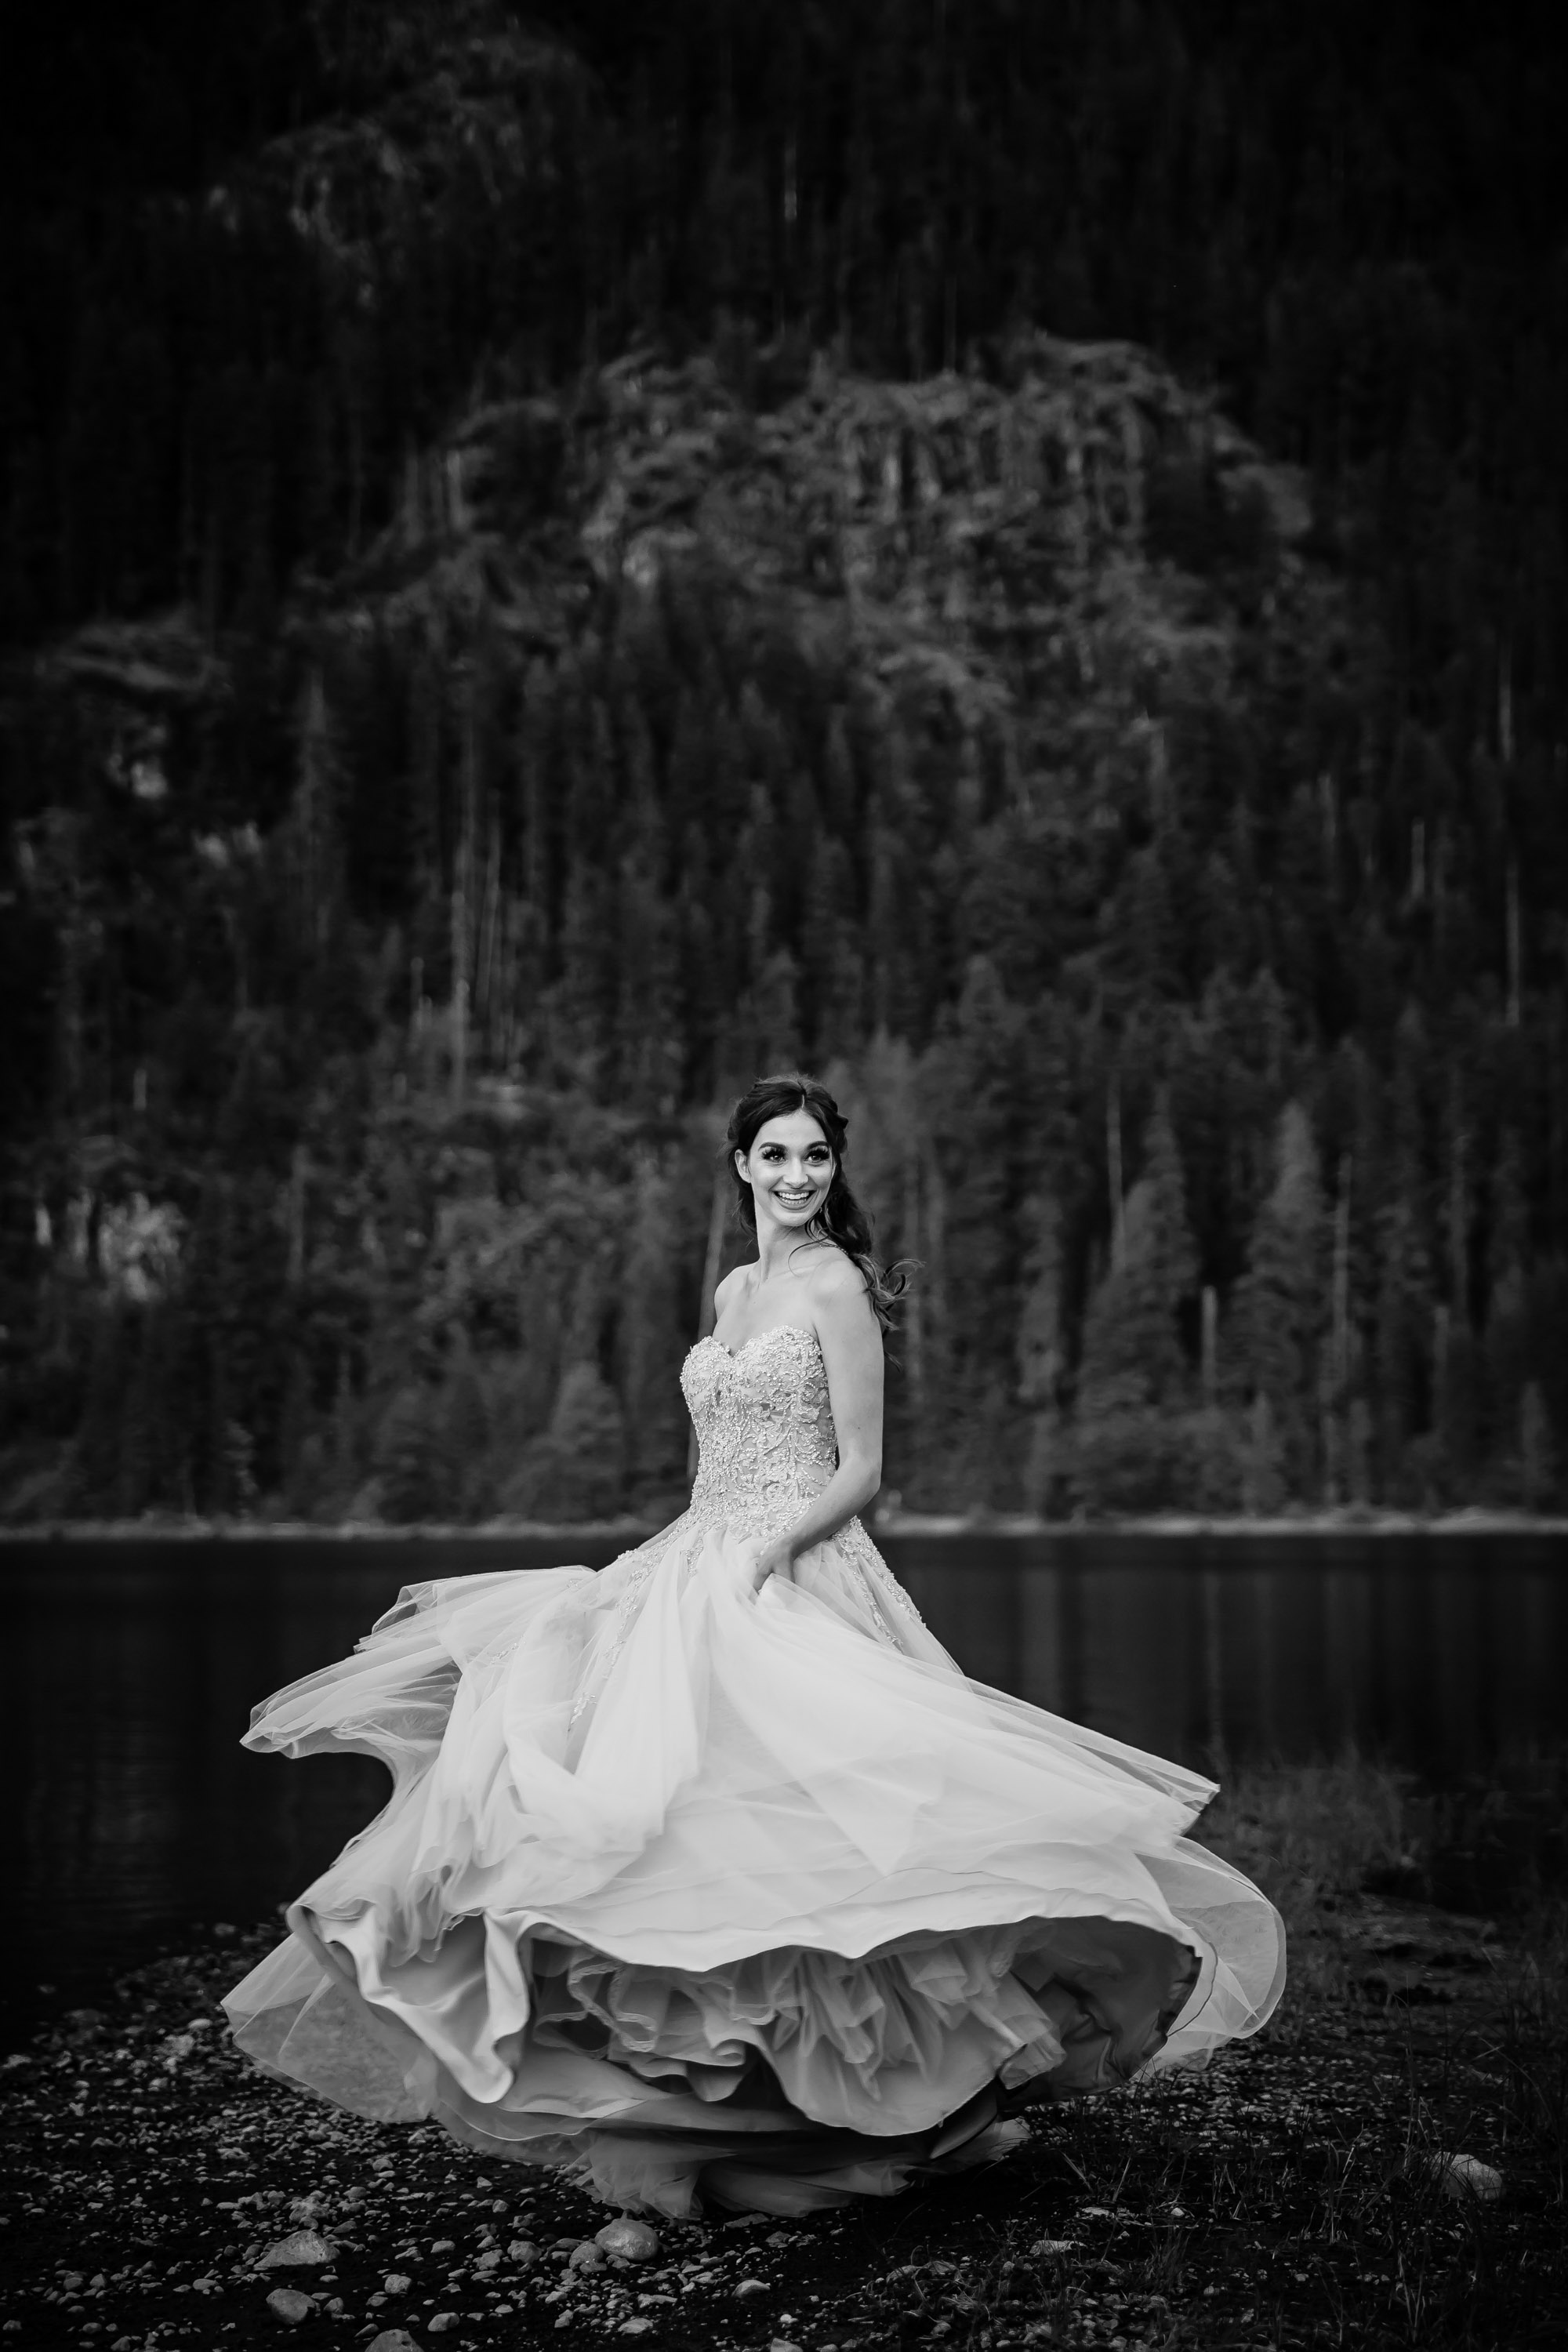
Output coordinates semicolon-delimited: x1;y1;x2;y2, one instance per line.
4;1505;1567;1544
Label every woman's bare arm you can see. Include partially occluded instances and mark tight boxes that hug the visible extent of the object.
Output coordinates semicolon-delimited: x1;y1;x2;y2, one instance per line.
750;1256;884;1583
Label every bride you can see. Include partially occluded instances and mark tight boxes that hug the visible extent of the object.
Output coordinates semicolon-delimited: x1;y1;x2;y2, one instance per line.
225;1073;1284;2217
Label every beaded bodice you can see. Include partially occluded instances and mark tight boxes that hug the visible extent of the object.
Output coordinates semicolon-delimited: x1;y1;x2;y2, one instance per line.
681;1325;840;1541
569;1318;928;1723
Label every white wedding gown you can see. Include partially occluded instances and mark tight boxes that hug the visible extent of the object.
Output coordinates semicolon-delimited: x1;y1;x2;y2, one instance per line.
224;1325;1284;2216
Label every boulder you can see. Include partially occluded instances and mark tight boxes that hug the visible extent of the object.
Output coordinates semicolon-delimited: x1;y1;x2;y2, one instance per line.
594;2218;659;2263
259;2231;336;2270
1436;2151;1504;2201
265;2288;316;2326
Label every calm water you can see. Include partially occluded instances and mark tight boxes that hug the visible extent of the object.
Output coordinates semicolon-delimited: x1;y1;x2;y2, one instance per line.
6;1531;1567;2039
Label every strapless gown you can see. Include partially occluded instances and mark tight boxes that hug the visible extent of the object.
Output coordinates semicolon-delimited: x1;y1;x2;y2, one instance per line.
223;1326;1284;2216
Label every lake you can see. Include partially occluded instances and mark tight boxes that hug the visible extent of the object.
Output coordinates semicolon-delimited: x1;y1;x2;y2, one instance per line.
6;1530;1567;2040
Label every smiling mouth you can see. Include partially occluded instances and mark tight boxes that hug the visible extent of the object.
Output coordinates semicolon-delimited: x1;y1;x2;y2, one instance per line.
775;1189;814;1204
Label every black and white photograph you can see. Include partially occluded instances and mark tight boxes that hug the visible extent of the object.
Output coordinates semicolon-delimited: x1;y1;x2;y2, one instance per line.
3;4;1567;2348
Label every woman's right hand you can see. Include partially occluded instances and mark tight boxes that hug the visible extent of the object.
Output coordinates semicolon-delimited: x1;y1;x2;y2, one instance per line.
748;1537;795;1595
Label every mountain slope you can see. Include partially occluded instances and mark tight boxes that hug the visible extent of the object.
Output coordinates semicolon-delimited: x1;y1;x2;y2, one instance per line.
2;4;1565;1523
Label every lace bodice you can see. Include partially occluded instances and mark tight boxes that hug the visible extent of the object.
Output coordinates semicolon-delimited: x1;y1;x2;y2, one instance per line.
572;1321;929;1722
681;1325;840;1541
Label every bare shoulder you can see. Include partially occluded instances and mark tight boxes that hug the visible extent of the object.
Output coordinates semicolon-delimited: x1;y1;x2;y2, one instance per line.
713;1264;747;1314
803;1245;874;1321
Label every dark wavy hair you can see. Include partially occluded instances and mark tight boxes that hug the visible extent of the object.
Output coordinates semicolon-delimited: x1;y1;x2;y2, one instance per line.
725;1071;912;1332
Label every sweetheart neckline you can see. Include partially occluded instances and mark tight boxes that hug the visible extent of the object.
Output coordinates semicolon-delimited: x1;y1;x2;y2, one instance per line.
691;1324;821;1363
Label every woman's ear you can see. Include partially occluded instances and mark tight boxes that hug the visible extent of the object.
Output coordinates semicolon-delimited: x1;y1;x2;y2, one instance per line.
733;1148;750;1181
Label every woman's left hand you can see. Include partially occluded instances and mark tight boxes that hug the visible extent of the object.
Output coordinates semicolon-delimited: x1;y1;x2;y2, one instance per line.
749;1538;795;1595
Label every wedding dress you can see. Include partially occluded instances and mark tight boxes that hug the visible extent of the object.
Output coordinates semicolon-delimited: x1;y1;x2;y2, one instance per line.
224;1324;1284;2216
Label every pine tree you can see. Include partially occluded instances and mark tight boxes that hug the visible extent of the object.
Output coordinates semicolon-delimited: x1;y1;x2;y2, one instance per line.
1374;1192;1434;1504
378;1386;458;1525
924;956;1026;1505
1520;1381;1558;1509
1015;1189;1066;1516
1234;1101;1329;1501
1078;1092;1198;1419
1071;1093;1202;1512
616;1148;691;1508
65;1309;128;1517
116;1312;157;1518
503;1363;626;1521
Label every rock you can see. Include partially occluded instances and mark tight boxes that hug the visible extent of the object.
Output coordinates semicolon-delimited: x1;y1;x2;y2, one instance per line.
1436;2151;1504;2201
266;2287;316;2325
1399;2148;1504;2201
1029;2238;1076;2258
383;2273;412;2295
473;2249;501;2272
289;2193;332;2226
368;2334;423;2352
428;2317;459;2336
595;2218;659;2263
735;2278;769;2303
770;2339;805;2352
506;2239;536;2265
567;2241;604;2271
259;2230;336;2270
618;2324;655;2339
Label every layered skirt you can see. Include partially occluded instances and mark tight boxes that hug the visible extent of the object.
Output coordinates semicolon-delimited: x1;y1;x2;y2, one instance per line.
224;1522;1284;2214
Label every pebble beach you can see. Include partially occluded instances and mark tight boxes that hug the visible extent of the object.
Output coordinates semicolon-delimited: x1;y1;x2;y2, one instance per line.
5;1867;1563;2352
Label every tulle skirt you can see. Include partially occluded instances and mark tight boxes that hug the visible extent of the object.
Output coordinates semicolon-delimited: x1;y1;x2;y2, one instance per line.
223;1519;1284;2216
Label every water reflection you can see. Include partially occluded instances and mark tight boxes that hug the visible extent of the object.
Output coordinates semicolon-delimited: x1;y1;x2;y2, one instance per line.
895;1536;1568;1775
5;1532;1566;2037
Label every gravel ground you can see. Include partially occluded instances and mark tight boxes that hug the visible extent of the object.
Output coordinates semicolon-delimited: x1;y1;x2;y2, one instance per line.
3;1893;1564;2352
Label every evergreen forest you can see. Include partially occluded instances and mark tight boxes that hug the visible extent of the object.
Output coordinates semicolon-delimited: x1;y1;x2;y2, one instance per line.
2;0;1566;1525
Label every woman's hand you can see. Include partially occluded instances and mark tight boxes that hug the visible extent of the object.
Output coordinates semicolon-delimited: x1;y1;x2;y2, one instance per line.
749;1537;796;1595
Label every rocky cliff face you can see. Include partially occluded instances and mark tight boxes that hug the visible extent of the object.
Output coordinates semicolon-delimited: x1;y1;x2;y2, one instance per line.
444;331;1318;760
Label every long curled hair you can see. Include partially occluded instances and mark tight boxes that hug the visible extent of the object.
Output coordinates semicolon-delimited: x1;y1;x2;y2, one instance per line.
725;1071;912;1333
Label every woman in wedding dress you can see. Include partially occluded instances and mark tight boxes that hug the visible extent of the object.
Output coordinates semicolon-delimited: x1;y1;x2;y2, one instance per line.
225;1073;1284;2218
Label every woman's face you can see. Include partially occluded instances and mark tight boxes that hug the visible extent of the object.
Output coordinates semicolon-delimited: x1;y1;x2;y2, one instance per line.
737;1109;834;1231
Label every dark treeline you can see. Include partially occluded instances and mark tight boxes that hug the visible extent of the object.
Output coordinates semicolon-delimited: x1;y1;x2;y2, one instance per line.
2;0;1566;1523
